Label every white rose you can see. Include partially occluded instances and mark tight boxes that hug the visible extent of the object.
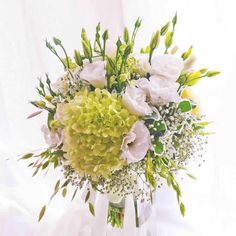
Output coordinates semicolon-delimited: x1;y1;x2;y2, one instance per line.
150;55;184;82
121;121;151;164
122;85;152;116
79;60;106;88
133;53;151;76
137;76;181;105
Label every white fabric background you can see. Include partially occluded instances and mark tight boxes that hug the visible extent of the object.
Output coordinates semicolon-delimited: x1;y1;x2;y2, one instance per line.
0;0;235;235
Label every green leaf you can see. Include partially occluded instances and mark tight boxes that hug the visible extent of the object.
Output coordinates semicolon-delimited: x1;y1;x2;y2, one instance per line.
32;167;40;177
167;176;172;187
38;205;46;221
148;172;157;189
153;120;166;133
21;153;34;160
54;180;60;192
89;203;95;216
61;180;70;188
180;202;185;216
178;100;192;112
187;173;197;180
42;161;49;170
154;141;164;154
62;188;67;197
71;187;78;201
85;190;90;203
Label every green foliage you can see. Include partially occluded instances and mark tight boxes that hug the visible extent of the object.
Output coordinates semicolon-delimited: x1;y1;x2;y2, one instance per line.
178;100;192;112
145;156;157;189
38;205;46;221
107;203;124;228
89;203;95;216
154;141;164;155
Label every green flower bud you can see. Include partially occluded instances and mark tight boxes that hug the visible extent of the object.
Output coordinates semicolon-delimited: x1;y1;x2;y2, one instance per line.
116;38;122;48
82;41;92;60
135;17;142;28
150;30;160;50
172;12;178;26
74;50;83;66
53;37;62;45
124;27;130;44
165;31;173;50
102;29;109;41
81;28;89;42
31;100;46;108
206;71;220;77
181;46;193;60
161;21;170;36
200;68;208;74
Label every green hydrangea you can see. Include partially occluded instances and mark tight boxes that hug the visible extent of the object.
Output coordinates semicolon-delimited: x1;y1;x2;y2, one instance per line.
60;88;138;178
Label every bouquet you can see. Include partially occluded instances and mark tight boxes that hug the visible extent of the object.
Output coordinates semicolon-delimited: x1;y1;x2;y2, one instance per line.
22;14;219;228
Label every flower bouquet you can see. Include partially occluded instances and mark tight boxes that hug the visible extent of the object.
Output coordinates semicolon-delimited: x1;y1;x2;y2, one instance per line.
22;14;219;228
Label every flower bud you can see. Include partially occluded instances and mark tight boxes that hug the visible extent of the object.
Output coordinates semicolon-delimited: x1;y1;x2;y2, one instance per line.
102;30;109;41
150;30;160;50
53;37;62;45
31;101;46;108
206;71;220;77
200;68;208;74
82;41;92;60
161;21;170;36
74;50;83;66
165;31;173;50
172;12;178;26
45;96;53;102
181;46;193;60
124;27;130;44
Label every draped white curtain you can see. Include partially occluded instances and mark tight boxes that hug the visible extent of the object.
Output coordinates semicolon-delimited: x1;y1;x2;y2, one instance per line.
0;0;235;235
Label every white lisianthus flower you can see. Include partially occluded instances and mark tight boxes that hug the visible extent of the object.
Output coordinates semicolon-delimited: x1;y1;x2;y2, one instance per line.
137;76;181;105
133;53;151;76
150;55;184;82
79;60;106;88
121;121;151;164
122;85;152;116
41;125;62;148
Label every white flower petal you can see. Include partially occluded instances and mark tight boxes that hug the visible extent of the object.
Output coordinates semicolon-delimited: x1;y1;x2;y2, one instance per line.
150;54;184;82
133;53;151;76
121;121;151;164
79;60;106;88
137;76;181;105
122;85;152;116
